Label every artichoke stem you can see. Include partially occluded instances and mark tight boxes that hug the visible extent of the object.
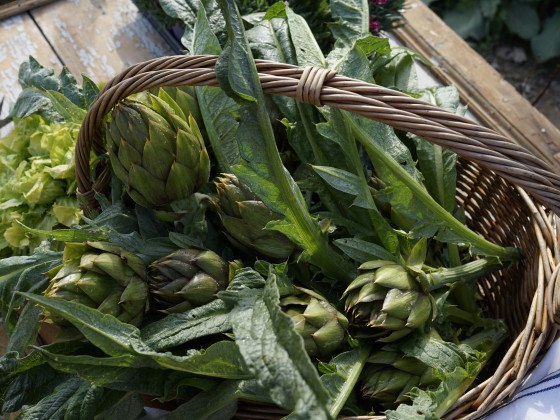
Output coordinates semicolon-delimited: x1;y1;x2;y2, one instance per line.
423;258;502;290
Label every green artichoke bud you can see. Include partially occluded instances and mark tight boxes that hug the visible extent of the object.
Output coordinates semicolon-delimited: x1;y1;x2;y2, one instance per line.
148;248;232;313
360;346;438;408
344;261;436;342
45;241;149;327
214;174;296;259
281;287;349;357
345;237;500;342
106;88;210;209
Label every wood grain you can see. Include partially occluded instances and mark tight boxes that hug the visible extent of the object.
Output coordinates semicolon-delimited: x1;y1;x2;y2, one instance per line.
0;0;56;20
395;0;560;172
30;0;174;84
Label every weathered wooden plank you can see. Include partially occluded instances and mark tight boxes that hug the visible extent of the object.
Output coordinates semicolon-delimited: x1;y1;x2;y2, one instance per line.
30;0;174;84
395;0;560;172
0;0;56;20
0;12;63;133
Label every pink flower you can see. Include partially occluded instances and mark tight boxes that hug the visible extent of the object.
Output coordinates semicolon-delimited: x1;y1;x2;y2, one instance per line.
377;0;388;4
369;19;381;32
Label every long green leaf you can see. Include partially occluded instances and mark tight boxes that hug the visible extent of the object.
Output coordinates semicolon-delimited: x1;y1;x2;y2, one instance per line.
192;6;241;171
409;86;462;212
334;238;397;263
141;300;231;351
220;268;332;419
0;245;62;335
5;304;42;355
16;221;106;243
21;294;250;379
36;347;217;400
320;344;371;418
330;0;369;46
348;118;521;260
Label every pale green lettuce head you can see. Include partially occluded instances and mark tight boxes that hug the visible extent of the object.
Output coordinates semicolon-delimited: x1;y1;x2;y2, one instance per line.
0;115;82;256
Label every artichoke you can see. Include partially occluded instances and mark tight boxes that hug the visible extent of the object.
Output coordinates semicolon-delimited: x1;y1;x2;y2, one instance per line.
105;87;210;210
45;241;149;327
214;174;296;259
360;346;438;408
344;239;500;342
281;287;349;357
344;261;436;342
148;248;233;313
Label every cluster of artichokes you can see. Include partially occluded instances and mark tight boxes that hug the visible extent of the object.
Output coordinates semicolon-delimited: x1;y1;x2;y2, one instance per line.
42;84;502;416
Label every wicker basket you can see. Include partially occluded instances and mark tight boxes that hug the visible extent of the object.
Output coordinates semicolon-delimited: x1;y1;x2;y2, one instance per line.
75;55;560;419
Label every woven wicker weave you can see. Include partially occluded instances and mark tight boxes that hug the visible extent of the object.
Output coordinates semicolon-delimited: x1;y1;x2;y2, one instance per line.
75;55;560;419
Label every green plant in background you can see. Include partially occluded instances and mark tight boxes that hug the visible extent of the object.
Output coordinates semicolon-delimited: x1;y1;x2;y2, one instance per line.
369;0;406;34
0;59;99;257
136;0;405;53
424;0;560;62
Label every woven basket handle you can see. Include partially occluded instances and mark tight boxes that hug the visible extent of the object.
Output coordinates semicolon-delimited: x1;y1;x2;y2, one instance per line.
75;55;560;215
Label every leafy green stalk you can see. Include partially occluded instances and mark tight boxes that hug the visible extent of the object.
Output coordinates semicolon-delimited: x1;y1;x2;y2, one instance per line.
320;343;372;418
217;0;353;282
348;116;521;261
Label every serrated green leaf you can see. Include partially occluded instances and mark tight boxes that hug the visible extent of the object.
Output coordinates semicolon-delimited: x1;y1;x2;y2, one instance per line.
284;5;325;67
159;0;225;51
22;293;250;379
409;86;460;212
330;0;369;47
8;89;56;120
141;300;231;351
35;348;217;400
82;74;100;110
216;0;352;282
219;268;331;419
18;56;60;92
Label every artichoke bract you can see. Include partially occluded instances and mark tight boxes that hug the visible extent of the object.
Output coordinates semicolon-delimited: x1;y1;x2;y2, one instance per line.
360;347;438;408
344;238;500;342
281;287;349;357
344;261;436;342
215;174;296;259
106;88;210;209
148;248;232;313
45;241;149;327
